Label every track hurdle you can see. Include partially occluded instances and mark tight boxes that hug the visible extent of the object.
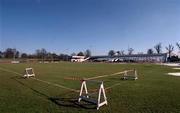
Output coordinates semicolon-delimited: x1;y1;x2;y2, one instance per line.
23;68;35;78
123;69;138;80
78;80;108;110
85;69;138;80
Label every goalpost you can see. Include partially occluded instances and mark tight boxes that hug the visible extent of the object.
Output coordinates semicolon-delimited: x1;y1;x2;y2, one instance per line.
78;80;108;110
23;68;35;78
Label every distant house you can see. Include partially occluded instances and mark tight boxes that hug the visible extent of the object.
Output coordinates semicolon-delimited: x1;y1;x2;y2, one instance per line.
89;53;167;63
71;56;89;62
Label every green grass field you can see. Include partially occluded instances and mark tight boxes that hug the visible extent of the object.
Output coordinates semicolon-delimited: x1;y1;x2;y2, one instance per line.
0;62;180;113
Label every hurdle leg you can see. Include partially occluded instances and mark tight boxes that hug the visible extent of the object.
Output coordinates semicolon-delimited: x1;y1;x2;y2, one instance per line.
78;81;84;102
78;80;89;102
123;71;127;79
97;82;107;110
134;70;138;80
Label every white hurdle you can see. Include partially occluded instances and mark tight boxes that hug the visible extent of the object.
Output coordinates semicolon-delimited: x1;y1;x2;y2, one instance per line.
78;80;108;110
123;69;138;80
23;68;35;78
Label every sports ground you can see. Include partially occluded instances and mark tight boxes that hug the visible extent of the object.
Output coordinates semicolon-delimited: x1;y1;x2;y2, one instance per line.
0;62;180;113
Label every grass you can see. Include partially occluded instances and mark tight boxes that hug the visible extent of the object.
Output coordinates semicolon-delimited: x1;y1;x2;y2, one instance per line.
0;62;180;113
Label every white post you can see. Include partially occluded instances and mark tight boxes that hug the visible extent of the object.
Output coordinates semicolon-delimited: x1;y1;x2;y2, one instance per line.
123;70;127;79
32;68;35;77
84;81;89;98
134;70;138;80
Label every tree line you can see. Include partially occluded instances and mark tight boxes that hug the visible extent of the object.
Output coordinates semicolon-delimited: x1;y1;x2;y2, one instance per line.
108;42;180;59
0;42;179;61
0;48;91;61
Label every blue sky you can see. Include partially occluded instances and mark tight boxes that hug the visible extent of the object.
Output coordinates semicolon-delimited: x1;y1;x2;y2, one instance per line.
1;0;180;55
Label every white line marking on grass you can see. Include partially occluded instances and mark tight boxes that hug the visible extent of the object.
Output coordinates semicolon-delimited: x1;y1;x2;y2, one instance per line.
0;67;22;76
0;67;132;92
105;82;122;90
31;77;79;92
163;63;180;66
0;67;79;92
173;68;180;70
167;73;180;76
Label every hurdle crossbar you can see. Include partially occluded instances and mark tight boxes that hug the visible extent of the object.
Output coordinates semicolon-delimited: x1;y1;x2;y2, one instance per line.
85;70;134;80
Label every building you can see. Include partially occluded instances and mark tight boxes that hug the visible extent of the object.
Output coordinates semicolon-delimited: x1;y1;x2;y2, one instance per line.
89;53;167;63
71;56;89;62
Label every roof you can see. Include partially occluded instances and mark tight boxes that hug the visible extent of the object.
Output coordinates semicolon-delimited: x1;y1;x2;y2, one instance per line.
90;53;167;59
72;56;85;59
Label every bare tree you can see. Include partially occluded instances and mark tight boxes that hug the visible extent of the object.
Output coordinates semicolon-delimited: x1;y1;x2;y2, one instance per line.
21;53;28;58
166;44;174;58
77;51;84;56
41;48;47;61
120;50;125;55
4;48;19;59
84;49;91;58
147;49;154;54
71;52;76;56
36;49;41;59
128;48;134;55
116;51;120;56
35;48;47;62
108;50;115;56
0;51;2;58
176;42;180;51
46;52;53;61
154;43;162;54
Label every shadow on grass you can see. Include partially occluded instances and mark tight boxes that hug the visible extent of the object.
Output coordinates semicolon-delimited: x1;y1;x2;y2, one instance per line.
107;77;137;81
11;76;49;98
11;76;97;110
49;97;97;109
